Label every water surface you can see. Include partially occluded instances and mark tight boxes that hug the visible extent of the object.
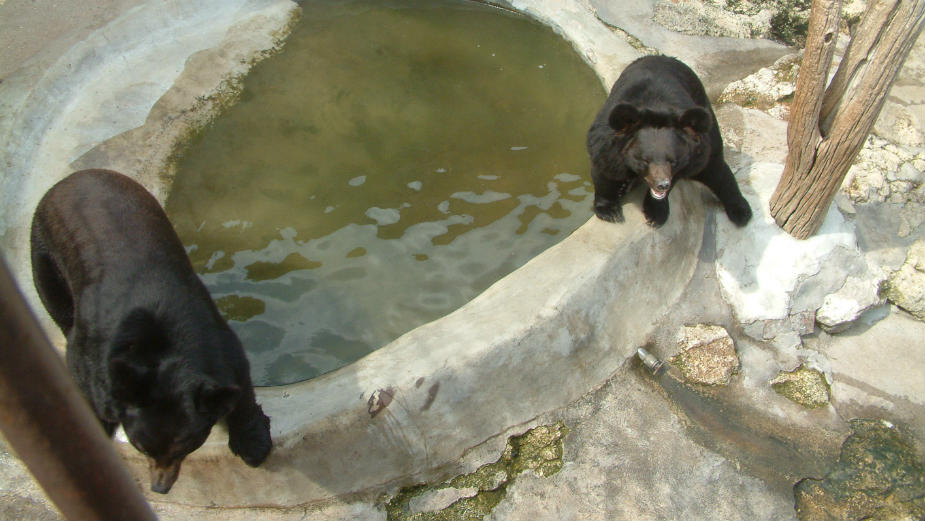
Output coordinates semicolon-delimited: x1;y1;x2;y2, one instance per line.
165;0;604;385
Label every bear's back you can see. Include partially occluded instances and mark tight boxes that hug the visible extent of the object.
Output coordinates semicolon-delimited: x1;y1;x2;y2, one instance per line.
608;55;710;114
34;169;196;289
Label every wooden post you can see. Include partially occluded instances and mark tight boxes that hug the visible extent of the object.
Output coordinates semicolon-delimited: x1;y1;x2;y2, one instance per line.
0;256;157;521
769;0;925;239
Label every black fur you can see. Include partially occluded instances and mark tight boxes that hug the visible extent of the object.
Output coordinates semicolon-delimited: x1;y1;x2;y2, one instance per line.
30;169;272;494
587;55;752;227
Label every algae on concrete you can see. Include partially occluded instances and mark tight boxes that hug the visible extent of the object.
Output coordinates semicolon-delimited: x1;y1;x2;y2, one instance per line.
157;6;302;195
794;419;925;521
770;365;830;409
385;422;569;521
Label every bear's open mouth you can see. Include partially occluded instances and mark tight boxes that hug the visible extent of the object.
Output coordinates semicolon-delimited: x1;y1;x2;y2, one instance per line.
650;188;668;200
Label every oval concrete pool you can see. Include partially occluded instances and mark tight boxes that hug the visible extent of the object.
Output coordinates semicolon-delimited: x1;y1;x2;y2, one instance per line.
0;0;712;514
164;0;604;385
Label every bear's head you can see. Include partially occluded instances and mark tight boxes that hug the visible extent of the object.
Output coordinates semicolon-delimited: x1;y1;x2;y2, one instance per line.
107;308;241;494
609;103;711;200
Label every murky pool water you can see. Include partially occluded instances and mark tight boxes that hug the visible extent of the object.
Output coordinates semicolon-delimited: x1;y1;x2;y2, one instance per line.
165;0;604;385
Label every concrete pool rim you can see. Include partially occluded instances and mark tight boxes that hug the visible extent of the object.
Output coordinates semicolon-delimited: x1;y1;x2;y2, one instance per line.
104;3;710;505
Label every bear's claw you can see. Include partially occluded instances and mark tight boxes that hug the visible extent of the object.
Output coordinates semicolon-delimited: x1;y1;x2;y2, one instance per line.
593;203;624;223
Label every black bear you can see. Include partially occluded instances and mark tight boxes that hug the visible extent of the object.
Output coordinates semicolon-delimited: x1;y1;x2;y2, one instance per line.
587;55;752;227
30;169;272;494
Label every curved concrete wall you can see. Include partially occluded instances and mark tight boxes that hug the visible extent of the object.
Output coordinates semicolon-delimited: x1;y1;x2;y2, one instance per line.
118;187;704;505
1;0;708;509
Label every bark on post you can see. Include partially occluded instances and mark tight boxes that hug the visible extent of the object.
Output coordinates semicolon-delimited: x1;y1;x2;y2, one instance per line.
769;0;925;239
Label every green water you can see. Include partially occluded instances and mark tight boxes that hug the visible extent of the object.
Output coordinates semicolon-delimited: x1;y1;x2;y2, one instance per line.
165;0;604;386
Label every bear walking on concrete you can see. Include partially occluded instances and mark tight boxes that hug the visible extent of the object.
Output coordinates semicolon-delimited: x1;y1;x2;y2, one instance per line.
30;169;272;494
587;55;752;227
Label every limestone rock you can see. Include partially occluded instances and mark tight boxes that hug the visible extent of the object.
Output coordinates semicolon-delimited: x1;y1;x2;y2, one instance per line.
770;366;830;409
715;162;857;326
883;240;925;320
718;53;800;118
670;324;740;386
651;0;775;40
843;135;925;206
872;31;925;148
816;275;885;333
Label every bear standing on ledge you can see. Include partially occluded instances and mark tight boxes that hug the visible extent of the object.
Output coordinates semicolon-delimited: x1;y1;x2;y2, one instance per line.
587;55;752;227
30;169;272;494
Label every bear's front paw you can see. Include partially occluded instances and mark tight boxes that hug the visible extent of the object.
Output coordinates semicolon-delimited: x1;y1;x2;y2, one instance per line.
645;214;668;228
229;410;272;467
593;201;624;223
725;200;752;227
643;197;669;228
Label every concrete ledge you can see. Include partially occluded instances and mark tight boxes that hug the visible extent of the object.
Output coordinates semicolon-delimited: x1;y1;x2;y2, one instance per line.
117;185;704;506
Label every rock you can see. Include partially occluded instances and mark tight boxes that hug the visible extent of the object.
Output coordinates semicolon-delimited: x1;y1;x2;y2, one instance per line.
742;318;802;352
806;310;925;432
715;162;856;325
816;275;886;333
651;0;775;40
883;240;925;320
844;136;925;205
872;31;925;148
718;53;800;117
670;324;740;386
587;0;788;99
794;419;925;521
387;423;568;520
770;365;830;409
890;160;925;184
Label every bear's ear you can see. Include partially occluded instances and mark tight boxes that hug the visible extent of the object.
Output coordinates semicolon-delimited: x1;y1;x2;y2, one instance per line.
608;103;641;136
195;380;241;419
108;308;166;404
679;107;711;136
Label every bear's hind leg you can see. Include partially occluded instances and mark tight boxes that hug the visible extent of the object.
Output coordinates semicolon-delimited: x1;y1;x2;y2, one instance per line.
694;159;752;226
30;228;75;334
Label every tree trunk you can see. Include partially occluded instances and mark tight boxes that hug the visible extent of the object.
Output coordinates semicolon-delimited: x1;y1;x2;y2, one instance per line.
769;0;925;240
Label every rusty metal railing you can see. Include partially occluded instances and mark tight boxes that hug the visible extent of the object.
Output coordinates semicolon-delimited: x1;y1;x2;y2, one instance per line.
0;255;157;521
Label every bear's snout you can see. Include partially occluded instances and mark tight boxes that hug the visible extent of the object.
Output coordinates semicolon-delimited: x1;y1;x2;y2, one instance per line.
646;163;672;200
148;457;183;494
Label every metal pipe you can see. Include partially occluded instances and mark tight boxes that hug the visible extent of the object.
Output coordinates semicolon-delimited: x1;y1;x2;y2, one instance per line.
636;346;665;375
0;255;157;521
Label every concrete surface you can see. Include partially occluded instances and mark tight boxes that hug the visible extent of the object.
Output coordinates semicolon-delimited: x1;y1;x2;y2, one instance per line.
0;0;301;346
0;0;922;520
